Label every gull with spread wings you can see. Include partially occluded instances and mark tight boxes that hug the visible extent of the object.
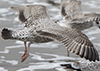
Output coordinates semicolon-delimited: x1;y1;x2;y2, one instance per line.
60;0;100;56
1;5;99;62
61;0;100;30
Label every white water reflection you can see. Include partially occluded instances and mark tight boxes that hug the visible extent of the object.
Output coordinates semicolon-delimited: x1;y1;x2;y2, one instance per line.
19;52;81;61
17;62;62;71
86;29;100;36
0;49;9;54
0;8;9;14
0;59;18;65
0;67;8;71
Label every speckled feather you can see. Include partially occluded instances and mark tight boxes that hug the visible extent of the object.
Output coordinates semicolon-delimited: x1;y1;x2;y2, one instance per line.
61;59;100;71
2;5;99;61
61;0;100;27
11;5;49;27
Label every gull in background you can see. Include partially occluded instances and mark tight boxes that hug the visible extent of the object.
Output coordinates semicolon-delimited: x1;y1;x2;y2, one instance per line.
60;0;100;56
1;5;99;62
61;58;100;71
60;0;100;30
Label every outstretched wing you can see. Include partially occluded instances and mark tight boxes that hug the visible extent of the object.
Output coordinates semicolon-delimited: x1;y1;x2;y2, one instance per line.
61;0;82;20
71;13;100;24
61;0;100;24
11;5;48;27
37;27;99;61
11;6;27;24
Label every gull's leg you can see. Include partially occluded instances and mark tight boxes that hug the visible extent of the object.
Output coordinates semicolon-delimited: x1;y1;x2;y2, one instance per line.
22;42;27;58
21;42;31;62
67;50;70;57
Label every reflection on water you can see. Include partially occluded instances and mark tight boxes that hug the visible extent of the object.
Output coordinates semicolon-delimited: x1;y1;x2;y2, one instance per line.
0;0;100;71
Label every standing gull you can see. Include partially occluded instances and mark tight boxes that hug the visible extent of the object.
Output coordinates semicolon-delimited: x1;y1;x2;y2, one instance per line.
61;58;100;71
60;0;100;56
1;5;99;62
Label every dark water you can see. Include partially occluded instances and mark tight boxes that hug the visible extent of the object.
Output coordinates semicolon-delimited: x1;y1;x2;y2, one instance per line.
0;0;100;71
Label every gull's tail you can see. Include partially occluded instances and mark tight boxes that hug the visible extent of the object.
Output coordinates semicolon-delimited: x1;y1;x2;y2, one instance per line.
1;28;13;39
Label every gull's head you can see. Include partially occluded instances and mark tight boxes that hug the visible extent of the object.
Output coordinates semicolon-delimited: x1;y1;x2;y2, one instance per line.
95;21;100;29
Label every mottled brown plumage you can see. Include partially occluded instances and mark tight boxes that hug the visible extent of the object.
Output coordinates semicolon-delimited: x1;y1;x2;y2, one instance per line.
60;0;100;29
60;0;100;56
1;5;99;62
61;59;100;71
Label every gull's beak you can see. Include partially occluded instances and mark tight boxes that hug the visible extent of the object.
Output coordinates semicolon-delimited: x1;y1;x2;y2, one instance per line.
99;26;100;29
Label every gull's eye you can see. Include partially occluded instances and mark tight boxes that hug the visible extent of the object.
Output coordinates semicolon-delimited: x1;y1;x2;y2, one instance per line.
96;21;99;24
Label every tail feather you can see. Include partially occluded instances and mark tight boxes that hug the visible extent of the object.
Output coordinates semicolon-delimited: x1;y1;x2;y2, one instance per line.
1;28;13;39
